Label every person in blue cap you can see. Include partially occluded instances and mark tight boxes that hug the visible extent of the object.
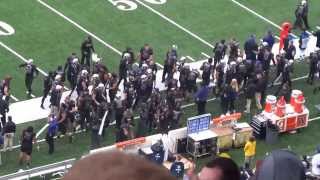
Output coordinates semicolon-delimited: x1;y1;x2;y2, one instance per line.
170;155;184;178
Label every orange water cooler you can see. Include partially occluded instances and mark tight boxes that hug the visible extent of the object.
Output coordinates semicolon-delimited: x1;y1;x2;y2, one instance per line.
290;90;302;107
276;96;286;117
264;95;277;113
294;94;305;113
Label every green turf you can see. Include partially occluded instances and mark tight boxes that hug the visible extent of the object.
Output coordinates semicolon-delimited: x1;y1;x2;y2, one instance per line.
149;0;280;43
0;48;43;100
237;0;320;33
41;0;211;61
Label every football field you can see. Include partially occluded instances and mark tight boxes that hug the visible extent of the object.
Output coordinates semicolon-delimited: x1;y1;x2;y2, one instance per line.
0;0;320;175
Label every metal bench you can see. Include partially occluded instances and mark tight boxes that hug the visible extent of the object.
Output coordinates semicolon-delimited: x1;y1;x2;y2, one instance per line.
0;158;75;180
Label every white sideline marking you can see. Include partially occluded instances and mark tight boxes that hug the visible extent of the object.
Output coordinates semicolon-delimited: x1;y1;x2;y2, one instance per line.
0;41;48;76
99;110;109;136
10;95;19;102
0;129;84;152
292;75;308;81
156;62;164;69
309;116;320;122
134;0;214;49
37;0;122;56
201;52;211;58
186;56;195;62
36;123;49;138
229;0;298;39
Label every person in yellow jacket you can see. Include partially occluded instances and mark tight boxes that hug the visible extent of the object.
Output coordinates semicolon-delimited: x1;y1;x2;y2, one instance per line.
244;136;256;168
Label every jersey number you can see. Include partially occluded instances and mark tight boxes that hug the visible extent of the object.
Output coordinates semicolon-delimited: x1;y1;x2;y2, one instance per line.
108;0;167;11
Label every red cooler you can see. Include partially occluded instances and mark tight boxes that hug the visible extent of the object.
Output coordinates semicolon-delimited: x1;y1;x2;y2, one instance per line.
265;95;277;113
290;90;302;107
294;94;305;113
276;96;286;117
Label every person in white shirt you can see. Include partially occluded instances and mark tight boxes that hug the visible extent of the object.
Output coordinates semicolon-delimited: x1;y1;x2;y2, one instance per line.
312;147;320;176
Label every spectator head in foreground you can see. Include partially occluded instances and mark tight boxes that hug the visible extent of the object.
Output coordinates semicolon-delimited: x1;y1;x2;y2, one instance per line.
256;149;305;180
188;157;240;180
63;151;175;180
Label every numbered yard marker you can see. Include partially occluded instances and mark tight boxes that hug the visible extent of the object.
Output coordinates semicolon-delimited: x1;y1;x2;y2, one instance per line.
143;0;166;4
0;21;15;36
108;0;166;11
108;0;138;11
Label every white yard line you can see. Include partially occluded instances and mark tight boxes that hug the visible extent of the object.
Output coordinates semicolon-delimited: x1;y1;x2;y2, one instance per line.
38;0;211;69
156;62;164;69
292;75;308;81
38;0;164;71
0;41;61;96
186;56;195;62
229;0;297;39
0;129;85;152
37;0;122;56
36;123;49;138
0;41;48;76
134;0;214;49
201;52;211;58
10;95;19;102
273;74;308;86
309;116;320;122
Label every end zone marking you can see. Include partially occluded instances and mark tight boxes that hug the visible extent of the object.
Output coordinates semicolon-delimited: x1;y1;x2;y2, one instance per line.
134;0;214;49
186;56;195;62
201;52;211;58
229;0;297;39
37;0;122;55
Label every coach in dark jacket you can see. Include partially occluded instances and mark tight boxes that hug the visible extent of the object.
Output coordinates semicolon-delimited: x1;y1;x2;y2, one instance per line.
0;96;9;131
244;35;258;61
244;79;256;113
194;83;210;115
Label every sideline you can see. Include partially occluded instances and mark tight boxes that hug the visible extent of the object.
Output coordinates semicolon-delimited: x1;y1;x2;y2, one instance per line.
10;95;19;102
201;52;210;58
